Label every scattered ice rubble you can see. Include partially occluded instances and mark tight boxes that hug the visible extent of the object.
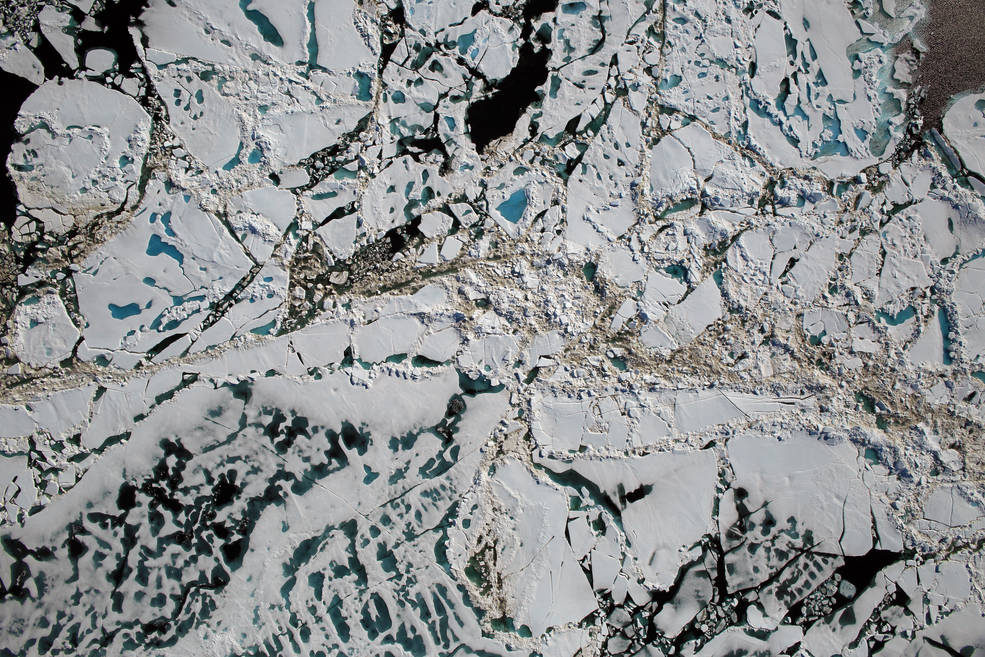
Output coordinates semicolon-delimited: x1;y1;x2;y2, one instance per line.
1;0;985;655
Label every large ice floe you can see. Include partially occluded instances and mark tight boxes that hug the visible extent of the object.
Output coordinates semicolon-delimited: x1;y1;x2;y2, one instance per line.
1;0;985;655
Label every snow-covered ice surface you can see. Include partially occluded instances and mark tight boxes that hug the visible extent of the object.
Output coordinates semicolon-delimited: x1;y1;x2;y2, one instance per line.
1;0;985;655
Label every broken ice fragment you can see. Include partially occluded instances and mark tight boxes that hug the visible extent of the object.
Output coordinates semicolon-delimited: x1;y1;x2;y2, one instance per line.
673;389;812;435
9;79;151;231
354;315;426;362
466;457;597;635
290;319;349;368
10;291;79;367
0;453;36;519
0;29;44;84
922;484;985;530
543;449;717;589
725;432;881;561
647;277;723;351
954;257;985;363
74;180;252;365
942;92;985;180
908;309;947;367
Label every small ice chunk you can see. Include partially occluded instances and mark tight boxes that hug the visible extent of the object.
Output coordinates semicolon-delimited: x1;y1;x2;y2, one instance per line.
601;245;645;287
353;315;425;362
360;284;447;319
38;6;78;69
314;0;377;72
26;386;95;437
10;292;79;367
566;515;596;559
227;186;295;257
0;405;36;438
290;320;349;367
419;211;453;238
851;322;880;354
527;330;565;362
751;14;786;97
609;299;638;332
316;215;358;260
0;31;44;84
784;237;843;303
418;328;461;362
640;272;686;313
417;242;439;265
84;48;116;74
440;236;463;260
674;389;808;434
803;308;849;345
275;167;310;189
917;560;972;605
650;133;696;201
915;199;959;261
530;393;595;452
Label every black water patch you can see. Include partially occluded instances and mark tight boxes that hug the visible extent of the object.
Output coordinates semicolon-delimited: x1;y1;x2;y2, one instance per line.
834;549;902;598
117;482;138;511
0;70;37;229
146;332;187;359
398;130;452;173
466;42;551;153
32;31;74;79
446;396;466;418
66;525;89;560
211;472;239;508
74;0;151;76
220;537;247;563
784;548;903;626
622;484;652;505
521;0;559;23
465;0;557;153
457;370;505;395
264;410;309;453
